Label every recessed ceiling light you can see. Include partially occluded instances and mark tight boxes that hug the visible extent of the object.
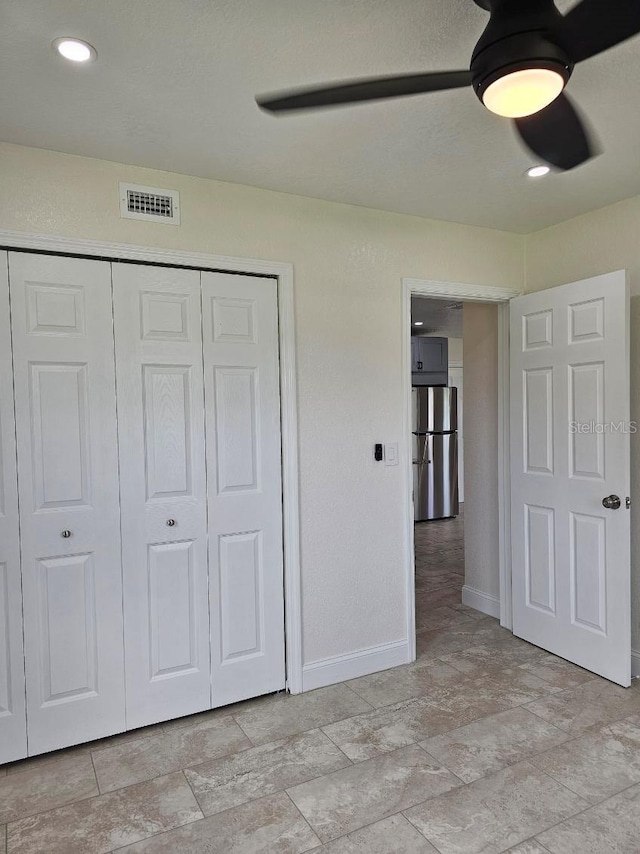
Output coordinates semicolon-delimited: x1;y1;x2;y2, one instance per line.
413;321;424;327
52;38;97;63
527;165;551;178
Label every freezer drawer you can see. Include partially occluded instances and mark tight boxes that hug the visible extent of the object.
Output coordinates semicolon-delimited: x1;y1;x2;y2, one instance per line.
413;433;459;521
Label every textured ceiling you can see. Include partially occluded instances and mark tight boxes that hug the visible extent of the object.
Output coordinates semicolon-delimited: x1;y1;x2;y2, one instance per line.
412;297;463;337
2;0;640;233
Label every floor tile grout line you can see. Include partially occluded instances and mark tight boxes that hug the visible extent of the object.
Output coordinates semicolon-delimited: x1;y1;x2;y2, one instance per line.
228;713;259;747
180;767;207;818
53;694;633;840
416;735;581;790
402;807;448;853
2;725;167;779
4;759;221;829
297;807;436;851
413;705;577;778
414;741;468;787
282;790;323;849
528;840;553;853
397;758;593;854
19;713;376;806
166;704;640;829
533;752;640;813
88;749;101;796
87;745;257;799
5;786;109;831
9;772;207;854
105;790;206;853
214;687;377;749
174;740;358;820
107;790;321;853
342;682;376;710
254;705;640;840
521;769;640;847
318;727;357;766
519;681;628;731
523;712;640;784
338;679;374;707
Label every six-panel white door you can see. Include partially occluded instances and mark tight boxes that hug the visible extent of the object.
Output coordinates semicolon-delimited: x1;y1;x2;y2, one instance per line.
202;272;286;707
510;271;631;687
0;252;27;763
9;252;126;753
113;263;211;728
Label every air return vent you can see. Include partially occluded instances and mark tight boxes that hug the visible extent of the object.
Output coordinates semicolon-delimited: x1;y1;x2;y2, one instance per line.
119;183;181;225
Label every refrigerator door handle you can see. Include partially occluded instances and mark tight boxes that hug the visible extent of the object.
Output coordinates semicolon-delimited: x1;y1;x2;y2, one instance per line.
421;434;430;466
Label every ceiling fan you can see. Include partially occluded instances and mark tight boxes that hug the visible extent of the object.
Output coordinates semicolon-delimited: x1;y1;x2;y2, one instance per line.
256;0;640;171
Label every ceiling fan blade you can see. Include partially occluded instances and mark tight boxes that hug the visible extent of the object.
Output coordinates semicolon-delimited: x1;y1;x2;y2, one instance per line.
514;93;596;170
560;0;640;62
257;70;472;113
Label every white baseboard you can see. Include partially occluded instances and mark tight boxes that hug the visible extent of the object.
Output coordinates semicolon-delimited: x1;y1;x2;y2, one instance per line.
462;585;501;619
302;639;411;692
632;649;640;679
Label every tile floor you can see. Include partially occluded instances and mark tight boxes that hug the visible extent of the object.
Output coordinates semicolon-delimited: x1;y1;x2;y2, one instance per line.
2;509;640;852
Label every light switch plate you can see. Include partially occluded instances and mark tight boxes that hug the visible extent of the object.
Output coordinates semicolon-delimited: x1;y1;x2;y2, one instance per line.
384;442;399;466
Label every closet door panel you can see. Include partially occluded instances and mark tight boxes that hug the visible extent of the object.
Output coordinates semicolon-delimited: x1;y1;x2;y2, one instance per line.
9;252;124;755
0;251;27;763
202;273;285;707
113;263;210;728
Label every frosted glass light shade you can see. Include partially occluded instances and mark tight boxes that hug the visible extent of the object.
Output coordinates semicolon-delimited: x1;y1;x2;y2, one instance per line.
483;68;564;118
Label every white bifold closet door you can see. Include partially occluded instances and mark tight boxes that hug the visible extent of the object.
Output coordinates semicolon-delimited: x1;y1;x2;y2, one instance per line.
113;263;211;727
202;272;286;706
0;252;27;763
9;252;125;754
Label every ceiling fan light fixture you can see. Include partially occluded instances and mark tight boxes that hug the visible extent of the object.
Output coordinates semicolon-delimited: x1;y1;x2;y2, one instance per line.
482;67;565;119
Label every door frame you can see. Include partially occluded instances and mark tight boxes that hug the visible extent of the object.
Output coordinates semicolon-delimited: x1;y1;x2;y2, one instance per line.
447;361;464;502
402;277;521;658
0;228;304;694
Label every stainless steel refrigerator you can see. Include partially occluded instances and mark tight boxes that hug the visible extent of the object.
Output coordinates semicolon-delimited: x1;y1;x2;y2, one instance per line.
412;386;459;521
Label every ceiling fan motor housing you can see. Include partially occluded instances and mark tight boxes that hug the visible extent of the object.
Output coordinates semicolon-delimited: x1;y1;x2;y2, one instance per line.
471;0;573;104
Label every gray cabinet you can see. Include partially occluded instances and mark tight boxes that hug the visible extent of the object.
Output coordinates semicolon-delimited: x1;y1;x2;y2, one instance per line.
412;336;448;386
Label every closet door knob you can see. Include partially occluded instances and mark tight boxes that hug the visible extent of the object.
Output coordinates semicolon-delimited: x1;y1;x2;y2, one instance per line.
61;530;72;538
166;519;176;527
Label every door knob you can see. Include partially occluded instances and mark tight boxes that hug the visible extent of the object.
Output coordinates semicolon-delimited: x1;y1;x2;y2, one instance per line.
602;495;622;510
61;530;72;538
166;519;176;527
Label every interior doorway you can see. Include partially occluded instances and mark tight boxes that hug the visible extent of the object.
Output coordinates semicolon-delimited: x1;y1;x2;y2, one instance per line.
411;297;467;640
402;278;518;661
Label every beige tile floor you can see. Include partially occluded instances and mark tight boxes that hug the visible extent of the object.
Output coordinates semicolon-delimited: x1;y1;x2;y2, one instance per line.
2;510;640;852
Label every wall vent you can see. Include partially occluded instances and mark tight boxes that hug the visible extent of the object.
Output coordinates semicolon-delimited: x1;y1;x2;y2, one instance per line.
119;183;180;225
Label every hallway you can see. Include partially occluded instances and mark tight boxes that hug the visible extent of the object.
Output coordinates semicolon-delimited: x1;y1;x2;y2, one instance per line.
415;507;478;654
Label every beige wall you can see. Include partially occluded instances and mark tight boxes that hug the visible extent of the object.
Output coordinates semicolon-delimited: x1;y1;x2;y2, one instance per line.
526;194;640;654
0;142;523;666
462;304;500;601
448;337;464;364
526;195;640;296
